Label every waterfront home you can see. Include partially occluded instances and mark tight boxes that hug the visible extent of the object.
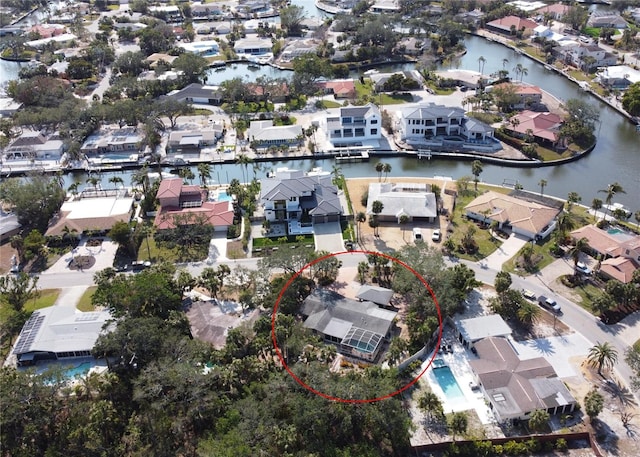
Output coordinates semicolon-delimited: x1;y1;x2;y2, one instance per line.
12;306;113;367
177;40;219;57
485;15;538;37
489;83;543;110
395;37;429;56
280;39;319;62
166;83;223;105
247;120;303;150
503;110;563;148
149;5;183;23
316;79;357;99
3;129;64;160
365;182;438;223
369;70;423;92
397;103;496;142
146;53;178;68
464;191;561;240
234;37;273;55
191;2;224;20
235;0;273;18
455;9;485;27
469;336;577;422
27;23;66;39
46;190;135;237
301;289;397;362
595;65;640;91
507;0;546;12
259;168;342;224
587;11;628;29
570;225;640;283
535;3;570;20
25;33;76;49
80;127;142;156
154;178;234;231
166;127;223;155
324;103;382;149
556;43;617;72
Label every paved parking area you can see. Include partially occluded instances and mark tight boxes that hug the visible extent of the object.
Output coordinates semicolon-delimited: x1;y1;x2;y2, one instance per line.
484;233;529;270
510;333;591;378
313;221;344;252
43;239;119;275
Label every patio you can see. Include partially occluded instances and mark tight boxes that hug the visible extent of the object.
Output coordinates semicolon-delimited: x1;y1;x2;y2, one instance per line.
288;220;314;235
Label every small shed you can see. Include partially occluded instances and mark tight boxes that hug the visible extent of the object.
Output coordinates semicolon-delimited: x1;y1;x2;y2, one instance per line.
455;314;512;348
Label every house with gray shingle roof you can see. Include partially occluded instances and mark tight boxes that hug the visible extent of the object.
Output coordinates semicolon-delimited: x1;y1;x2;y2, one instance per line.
399;103;495;142
302;289;397;362
366;182;437;223
260;168;343;224
356;285;394;307
469;336;577;421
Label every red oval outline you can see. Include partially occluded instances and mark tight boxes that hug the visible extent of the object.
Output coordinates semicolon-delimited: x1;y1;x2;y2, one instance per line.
271;250;443;403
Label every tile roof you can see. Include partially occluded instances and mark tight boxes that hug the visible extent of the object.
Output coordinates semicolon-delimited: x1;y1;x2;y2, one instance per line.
506;110;563;142
570;225;626;257
157;178;184;199
465;191;561;235
600;257;639;283
487;15;538;32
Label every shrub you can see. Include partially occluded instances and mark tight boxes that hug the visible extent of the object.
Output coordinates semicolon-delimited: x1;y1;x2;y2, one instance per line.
360;190;369;207
555;438;568;452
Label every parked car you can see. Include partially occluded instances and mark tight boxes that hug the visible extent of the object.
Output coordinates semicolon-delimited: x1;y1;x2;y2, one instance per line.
522;289;536;301
575;262;592;275
413;228;423;242
129;261;152;272
431;229;441;242
538;295;562;314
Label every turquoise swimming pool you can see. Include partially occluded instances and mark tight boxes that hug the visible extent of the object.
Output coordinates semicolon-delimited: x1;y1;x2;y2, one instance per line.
217;191;233;202
433;366;465;401
607;228;623;235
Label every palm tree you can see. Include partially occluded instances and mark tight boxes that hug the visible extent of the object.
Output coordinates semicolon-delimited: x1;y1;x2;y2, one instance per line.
371;200;384;237
356;211;366;243
399;214;410;242
357;261;368;284
331;164;343;186
568;237;588;274
375;162;384;182
236;153;252;184
634;210;640;227
197;163;212;187
382;163;392;182
591;198;603;222
517;301;541;329
86;176;101;192
520;242;534;267
68;181;80;198
477;55;486;75
519;66;528;82
538;179;547;197
514;63;523;81
132;165;150;194
556;212;575;244
471;160;483;192
598;182;626;220
587;341;618;376
566;191;581;213
178;167;195;184
502;58;509;71
448;411;468;442
418;391;444;422
109;176;124;189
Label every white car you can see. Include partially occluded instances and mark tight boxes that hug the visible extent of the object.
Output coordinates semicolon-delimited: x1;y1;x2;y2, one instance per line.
413;228;423;242
576;262;592;275
522;289;536;301
431;229;441;242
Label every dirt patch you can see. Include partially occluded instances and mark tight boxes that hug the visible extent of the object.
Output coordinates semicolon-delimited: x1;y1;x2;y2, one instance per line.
0;243;18;274
226;240;246;259
346;177;456;253
68;255;96;271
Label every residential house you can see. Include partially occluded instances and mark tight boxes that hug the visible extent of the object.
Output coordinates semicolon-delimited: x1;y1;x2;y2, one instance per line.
556;43;617;72
535;3;570;20
324;103;382;148
25;33;77;49
465;190;562;240
398;103;495;142
0;211;21;242
146;53;178;68
454;315;512;349
191;2;223;19
490;83;543;110
259;168;343;224
246;81;290;103
166;127;223;155
356;285;394;307
149;5;183;23
80;127;142;156
587;11;627;29
3;129;64;160
366;182;438;223
370;70;423;92
27;23;66;38
236;0;272;17
395;37;429;56
316;79;356;99
234;37;273;55
469;336;578;422
154;179;234;231
503;110;563;147
570;225;640;283
485;15;538;36
301;289;398;362
595;65;640;91
371;0;400;13
247;120;303;150
166;83;223;105
177;40;220;57
280;40;319;62
45;191;135;237
112;21;147;32
506;0;546;12
455;9;485;27
13;306;114;367
300;17;323;31
0;97;22;116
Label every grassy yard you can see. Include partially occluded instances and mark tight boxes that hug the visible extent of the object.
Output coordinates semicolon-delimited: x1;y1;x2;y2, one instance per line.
535;144;578;161
77;286;97;312
138;236;187;263
568;70;592;82
502;238;557;276
253;234;314;248
25;289;61;312
318;100;342;109
568;280;605;315
354;81;413;105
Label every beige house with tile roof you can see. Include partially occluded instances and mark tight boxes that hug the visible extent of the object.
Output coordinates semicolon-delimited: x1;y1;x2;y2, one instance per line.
464;191;561;240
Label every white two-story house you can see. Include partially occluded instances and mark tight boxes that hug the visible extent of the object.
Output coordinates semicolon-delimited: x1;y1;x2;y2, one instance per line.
325;103;381;148
398;104;495;142
557;44;617;72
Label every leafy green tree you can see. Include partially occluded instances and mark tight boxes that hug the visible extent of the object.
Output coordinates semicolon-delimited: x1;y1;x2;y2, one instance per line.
448;411;468;441
138;23;175;55
625;345;640;392
279;5;306;36
562;5;589;30
173;53;209;84
587;341;618;375
494;270;512;294
621;82;640;116
0;272;39;313
23;229;46;262
0;174;65;232
584;388;604;421
109;221;134;256
66;58;95;80
291;54;333;95
591;292;616;316
113;50;148;77
528;409;550;432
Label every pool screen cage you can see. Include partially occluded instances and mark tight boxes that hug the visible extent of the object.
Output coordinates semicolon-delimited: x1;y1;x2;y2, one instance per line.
341;327;383;354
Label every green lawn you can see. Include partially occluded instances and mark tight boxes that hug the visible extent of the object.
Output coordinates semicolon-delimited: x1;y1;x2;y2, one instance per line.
568;281;605;315
568;70;592;82
354;80;413;105
535;144;577;161
253;234;314;248
25;289;61;312
318;100;342;109
138;236;181;263
502;238;557;276
77;286;97;312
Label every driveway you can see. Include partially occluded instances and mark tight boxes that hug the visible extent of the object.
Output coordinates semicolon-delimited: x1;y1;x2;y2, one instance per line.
510;333;591;378
43;239;119;275
313;221;344;253
205;231;228;263
484;233;529;270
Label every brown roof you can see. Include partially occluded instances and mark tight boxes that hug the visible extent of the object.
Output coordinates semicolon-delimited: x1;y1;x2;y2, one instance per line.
571;225;623;256
487;15;538;33
600;257;639;283
157;178;183;199
506;110;563;142
465;191;561;235
46;212;131;236
154;200;234;230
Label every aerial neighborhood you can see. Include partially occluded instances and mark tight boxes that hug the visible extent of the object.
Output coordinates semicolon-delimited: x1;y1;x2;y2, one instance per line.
0;0;639;455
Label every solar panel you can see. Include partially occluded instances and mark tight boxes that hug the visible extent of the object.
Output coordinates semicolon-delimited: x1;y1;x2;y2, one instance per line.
12;312;45;354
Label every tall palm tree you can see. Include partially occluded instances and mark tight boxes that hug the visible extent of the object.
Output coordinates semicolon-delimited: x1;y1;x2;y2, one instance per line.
591;198;603;222
197;162;212;187
568;237;589;274
502;58;509;70
598;182;626;220
538;179;547;197
519;66;528;82
517;301;541;328
356;211;366;243
587;341;618;375
132;165;150;194
477;55;486;75
68;181;80;198
418;391;444;422
109;176;124;189
86;176;101;192
399;214;410;242
555;212;575;244
371;200;384;237
236;153;252;184
375;162;384;182
471;160;483;192
382;163;392;182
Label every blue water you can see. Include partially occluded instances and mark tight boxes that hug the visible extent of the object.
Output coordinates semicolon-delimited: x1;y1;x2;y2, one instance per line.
64;361;93;378
217;191;232;202
607;228;623;235
100;153;136;160
433;366;465;401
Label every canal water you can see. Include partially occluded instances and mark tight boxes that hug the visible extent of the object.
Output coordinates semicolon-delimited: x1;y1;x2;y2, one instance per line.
1;7;638;208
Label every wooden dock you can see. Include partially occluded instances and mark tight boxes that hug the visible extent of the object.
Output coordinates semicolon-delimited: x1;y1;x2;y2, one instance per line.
335;149;370;163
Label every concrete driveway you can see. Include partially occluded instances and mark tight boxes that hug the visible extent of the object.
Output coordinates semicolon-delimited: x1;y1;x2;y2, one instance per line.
484;233;529;270
510;333;591;378
313;221;345;253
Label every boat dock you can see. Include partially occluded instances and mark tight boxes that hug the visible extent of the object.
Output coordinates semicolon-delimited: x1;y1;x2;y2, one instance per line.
334;149;370;163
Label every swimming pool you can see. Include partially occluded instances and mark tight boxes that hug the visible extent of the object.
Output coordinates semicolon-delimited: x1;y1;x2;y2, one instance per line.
607;228;623;235
217;191;233;202
64;361;93;378
433;366;465;401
